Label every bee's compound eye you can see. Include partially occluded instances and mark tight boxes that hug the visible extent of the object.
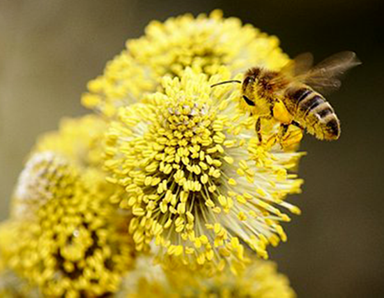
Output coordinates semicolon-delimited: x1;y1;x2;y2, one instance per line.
243;95;255;106
244;77;254;85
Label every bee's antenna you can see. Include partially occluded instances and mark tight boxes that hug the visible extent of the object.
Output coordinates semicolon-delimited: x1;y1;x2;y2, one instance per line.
211;80;242;88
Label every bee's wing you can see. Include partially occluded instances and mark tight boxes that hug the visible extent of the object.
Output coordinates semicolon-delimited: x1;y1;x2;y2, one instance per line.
295;51;361;94
270;52;314;86
281;52;314;77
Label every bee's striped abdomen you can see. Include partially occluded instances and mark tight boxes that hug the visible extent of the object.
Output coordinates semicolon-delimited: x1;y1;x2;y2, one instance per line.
289;87;340;140
291;88;312;103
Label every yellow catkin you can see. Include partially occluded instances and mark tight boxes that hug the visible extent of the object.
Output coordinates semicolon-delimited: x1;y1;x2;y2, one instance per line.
0;152;135;297
81;10;289;117
104;68;304;273
121;256;296;298
11;115;110;220
34;114;107;168
0;267;39;297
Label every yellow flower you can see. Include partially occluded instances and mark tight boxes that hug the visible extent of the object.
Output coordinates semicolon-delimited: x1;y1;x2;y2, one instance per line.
121;256;295;298
82;10;289;117
34;114;107;169
118;257;170;298
1;152;135;297
128;10;288;78
0;266;39;298
1;221;38;297
11;114;109;220
0;247;5;273
11;152;79;219
104;68;303;273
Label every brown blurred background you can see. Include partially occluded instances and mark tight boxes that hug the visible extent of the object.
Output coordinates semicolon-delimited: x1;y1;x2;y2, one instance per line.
0;0;383;297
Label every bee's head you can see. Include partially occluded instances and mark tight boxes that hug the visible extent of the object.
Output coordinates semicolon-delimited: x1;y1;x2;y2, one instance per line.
242;68;262;107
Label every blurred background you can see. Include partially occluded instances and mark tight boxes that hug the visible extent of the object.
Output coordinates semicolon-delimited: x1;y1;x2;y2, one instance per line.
0;0;382;297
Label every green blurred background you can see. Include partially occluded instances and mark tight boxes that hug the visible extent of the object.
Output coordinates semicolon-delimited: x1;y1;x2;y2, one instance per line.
0;0;382;297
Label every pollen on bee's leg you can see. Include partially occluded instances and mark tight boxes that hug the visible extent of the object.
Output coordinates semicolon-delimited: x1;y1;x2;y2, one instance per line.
280;126;303;151
265;135;277;148
276;124;289;142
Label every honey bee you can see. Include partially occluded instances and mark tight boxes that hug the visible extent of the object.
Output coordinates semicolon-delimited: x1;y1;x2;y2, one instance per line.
212;51;360;145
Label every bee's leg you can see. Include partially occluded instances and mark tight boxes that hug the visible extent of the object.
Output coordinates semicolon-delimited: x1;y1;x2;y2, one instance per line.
279;122;303;150
255;117;263;143
292;120;304;130
291;120;305;142
278;124;289;140
277;123;290;150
